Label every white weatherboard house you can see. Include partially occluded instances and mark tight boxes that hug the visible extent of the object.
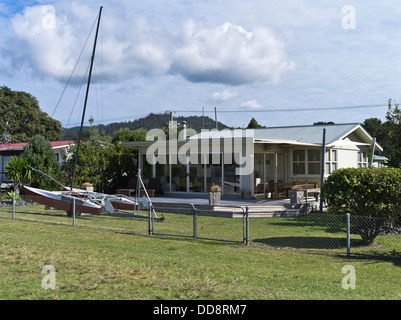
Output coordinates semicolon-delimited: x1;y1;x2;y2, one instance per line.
121;123;382;198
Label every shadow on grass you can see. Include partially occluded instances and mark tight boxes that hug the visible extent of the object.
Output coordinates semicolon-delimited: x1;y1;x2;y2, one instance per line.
263;215;347;235
252;236;362;250
14;210;68;218
338;250;401;268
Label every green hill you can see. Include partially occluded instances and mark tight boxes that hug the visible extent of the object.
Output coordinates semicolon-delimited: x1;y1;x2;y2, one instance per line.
62;113;231;140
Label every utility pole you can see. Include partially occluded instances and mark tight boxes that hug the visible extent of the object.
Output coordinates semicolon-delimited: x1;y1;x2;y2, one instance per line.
215;107;218;130
319;128;326;215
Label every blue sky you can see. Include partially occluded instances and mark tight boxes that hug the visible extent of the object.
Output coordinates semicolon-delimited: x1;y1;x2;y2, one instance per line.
1;0;400;129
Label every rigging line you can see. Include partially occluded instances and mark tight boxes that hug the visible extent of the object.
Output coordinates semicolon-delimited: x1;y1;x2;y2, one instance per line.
50;11;100;118
70;6;103;192
65;61;91;128
100;15;104;125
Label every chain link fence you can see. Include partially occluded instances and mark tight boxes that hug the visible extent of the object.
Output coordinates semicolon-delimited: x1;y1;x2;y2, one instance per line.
150;203;248;244
1;193;401;256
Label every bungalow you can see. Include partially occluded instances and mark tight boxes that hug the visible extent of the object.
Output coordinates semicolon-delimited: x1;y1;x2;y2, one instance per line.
121;123;382;198
0;141;74;182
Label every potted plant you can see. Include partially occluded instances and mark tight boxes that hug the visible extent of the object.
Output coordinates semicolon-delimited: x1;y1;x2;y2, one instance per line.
81;182;93;192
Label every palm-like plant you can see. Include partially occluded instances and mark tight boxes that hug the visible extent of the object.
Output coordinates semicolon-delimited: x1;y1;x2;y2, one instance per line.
4;156;32;194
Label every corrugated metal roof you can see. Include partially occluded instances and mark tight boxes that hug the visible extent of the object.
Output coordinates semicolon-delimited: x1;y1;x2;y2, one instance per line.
190;123;361;145
252;123;359;145
0;141;74;151
123;122;382;151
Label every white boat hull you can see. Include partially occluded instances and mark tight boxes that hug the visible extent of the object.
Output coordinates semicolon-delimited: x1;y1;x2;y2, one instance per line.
24;186;102;215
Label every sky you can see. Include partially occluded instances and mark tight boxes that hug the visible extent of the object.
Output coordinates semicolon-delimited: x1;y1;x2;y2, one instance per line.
1;0;401;130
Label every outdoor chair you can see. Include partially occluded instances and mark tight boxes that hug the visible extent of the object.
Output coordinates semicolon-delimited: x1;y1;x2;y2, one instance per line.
116;177;138;197
147;177;163;196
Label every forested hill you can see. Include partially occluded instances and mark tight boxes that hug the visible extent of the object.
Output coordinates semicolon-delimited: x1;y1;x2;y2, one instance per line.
62;113;231;140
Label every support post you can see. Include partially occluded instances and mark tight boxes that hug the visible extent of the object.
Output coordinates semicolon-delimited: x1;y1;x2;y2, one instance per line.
369;137;376;168
12;192;15;220
245;206;249;245
193;207;197;239
346;213;351;257
148;205;152;235
319;128;326;215
73;197;76;227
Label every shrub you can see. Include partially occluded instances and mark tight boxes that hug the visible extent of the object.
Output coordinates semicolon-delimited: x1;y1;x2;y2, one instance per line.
321;167;401;245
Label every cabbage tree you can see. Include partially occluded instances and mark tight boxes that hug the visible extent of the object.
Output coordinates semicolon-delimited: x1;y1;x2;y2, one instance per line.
4;156;32;194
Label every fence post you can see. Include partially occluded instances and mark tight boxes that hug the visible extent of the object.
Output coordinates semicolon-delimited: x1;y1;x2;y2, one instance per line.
12;192;15;220
346;213;350;257
245;206;249;245
72;197;76;227
193;206;198;239
148;205;152;235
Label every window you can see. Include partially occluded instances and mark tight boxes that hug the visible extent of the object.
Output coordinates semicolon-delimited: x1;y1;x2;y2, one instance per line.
293;150;305;174
308;150;321;174
358;151;367;168
293;149;321;175
325;149;338;174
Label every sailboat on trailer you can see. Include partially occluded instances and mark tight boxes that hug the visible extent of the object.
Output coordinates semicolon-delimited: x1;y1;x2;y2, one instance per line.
23;7;162;221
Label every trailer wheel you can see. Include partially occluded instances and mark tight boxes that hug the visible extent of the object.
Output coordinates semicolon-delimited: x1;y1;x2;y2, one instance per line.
66;210;81;217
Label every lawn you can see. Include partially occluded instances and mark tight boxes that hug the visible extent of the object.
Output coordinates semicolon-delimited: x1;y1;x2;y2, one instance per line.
0;213;401;300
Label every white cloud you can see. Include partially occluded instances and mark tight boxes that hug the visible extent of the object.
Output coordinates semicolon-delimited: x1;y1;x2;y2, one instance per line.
171;21;296;85
9;3;174;83
211;89;238;102
241;99;263;109
7;3;295;86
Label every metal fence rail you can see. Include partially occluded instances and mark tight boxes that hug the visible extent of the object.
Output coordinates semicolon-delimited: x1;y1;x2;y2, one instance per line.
1;193;401;256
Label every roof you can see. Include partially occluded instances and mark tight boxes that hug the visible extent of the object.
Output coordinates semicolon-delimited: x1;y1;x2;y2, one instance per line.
252;123;359;145
192;123;382;149
121;123;383;152
0;141;74;151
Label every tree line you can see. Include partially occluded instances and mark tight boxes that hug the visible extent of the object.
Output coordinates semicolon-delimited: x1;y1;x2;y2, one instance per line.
5;126;147;194
4;85;401;194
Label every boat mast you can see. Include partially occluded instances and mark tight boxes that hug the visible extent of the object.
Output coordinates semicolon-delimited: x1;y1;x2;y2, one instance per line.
70;6;103;191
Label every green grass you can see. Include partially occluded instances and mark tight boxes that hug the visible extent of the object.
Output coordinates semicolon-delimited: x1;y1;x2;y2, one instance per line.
2;205;401;256
1;212;401;299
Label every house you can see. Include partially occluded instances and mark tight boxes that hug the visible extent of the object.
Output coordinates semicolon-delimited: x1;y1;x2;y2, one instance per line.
0;141;74;182
121;123;382;198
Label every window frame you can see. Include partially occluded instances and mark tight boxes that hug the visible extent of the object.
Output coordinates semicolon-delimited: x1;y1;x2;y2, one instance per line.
292;148;322;175
325;149;338;174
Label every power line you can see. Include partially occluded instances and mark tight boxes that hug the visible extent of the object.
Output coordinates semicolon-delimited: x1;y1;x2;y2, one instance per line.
172;103;386;114
62;113;149;128
60;103;386;128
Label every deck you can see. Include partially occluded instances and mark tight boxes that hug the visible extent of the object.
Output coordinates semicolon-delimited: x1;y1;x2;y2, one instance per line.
148;193;321;217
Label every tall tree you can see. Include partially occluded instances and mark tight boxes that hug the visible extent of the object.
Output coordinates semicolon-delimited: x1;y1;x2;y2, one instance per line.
385;99;401;167
62;126;110;191
247;118;265;129
362;118;390;155
21;135;60;190
104;127;147;193
0;86;63;142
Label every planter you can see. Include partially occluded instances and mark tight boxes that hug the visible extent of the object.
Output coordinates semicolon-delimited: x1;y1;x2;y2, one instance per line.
208;192;221;205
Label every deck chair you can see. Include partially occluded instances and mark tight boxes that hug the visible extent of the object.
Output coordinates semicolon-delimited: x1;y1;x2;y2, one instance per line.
116;177;138;197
